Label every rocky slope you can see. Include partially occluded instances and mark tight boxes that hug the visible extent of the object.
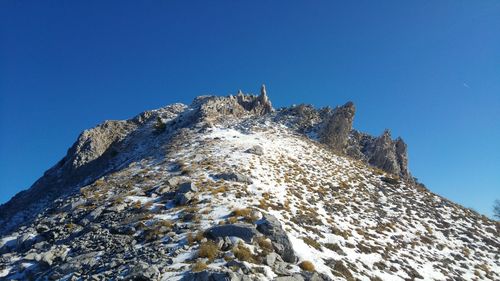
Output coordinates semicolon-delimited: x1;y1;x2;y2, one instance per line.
0;87;498;281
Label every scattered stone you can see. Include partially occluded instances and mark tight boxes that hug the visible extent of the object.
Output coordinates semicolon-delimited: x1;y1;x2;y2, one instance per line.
125;262;160;280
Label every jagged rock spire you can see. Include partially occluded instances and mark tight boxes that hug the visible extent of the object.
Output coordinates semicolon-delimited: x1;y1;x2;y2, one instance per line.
193;85;273;123
260;84;267;97
319;101;356;153
258;84;272;114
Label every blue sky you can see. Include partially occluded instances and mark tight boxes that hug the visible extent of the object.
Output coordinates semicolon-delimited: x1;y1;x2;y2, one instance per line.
1;1;499;217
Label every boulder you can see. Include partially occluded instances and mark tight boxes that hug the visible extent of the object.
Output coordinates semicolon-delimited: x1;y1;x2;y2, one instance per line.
177;182;198;193
264;252;282;266
272;261;300;277
205;224;258;243
245;145;264;156
181;270;237;281
16;233;37;251
174;192;194;206
256;214;296;263
214;173;253;184
125;262;160;280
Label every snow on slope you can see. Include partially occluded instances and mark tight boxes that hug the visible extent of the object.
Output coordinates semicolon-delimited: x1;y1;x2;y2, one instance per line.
0;113;498;280
174;122;499;280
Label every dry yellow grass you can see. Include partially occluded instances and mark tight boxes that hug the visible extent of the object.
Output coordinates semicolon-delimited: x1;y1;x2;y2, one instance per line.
299;260;315;272
198;241;219;260
192;261;208;272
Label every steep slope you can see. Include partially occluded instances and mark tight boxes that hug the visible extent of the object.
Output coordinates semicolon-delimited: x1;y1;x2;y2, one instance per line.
0;90;498;281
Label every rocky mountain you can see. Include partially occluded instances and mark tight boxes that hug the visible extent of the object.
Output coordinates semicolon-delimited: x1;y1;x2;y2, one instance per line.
0;86;498;281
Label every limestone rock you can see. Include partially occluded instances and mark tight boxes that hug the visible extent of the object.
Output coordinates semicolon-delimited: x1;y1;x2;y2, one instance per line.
214;172;253;184
368;130;401;175
177;182;198;193
319;102;355;153
205;224;259;243
245;145;264;156
174;192;194;206
193;88;273;123
256;214;296;263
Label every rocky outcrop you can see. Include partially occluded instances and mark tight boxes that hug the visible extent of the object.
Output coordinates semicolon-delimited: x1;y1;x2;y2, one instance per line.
0;120;136;235
368;130;402;176
0;104;187;235
347;129;411;179
193;86;273;123
319;102;355;153
286;101;410;179
395;137;410;178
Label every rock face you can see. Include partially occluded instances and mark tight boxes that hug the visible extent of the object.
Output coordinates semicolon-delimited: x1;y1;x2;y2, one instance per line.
2;89;495;281
0;104;186;235
346;129;411;179
368;130;402;176
395;137;410;178
319;102;355;153
194;85;273;123
307;101;411;179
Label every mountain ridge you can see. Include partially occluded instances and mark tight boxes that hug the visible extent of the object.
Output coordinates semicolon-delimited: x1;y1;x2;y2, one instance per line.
1;87;498;280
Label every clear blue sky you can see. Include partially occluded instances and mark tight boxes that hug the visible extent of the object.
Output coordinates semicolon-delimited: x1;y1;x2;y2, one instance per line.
1;1;499;217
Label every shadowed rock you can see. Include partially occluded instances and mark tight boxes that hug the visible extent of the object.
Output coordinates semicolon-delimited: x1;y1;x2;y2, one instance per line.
256;214;296;263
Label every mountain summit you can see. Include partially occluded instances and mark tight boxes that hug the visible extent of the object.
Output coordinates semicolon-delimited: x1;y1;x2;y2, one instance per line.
1;88;498;280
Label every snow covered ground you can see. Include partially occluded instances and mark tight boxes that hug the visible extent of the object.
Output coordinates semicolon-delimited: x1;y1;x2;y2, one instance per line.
1;110;498;280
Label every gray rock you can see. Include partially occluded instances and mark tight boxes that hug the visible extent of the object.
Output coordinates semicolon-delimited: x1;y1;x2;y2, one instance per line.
107;203;126;213
168;176;188;187
245;145;264;156
347;129;411;180
193;88;273;124
214;173;253;184
264;252;281;266
225;260;251;274
174;192;194;205
307;272;331;281
182;270;235;281
177;181;198;193
125;262;160;280
368;130;401;176
40;251;55;266
395;137;410;179
16;233;37;251
319;102;355;153
87;206;104;222
256;214;296;263
205;224;258;243
110;225;136;235
274;276;305;281
273;261;295;276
